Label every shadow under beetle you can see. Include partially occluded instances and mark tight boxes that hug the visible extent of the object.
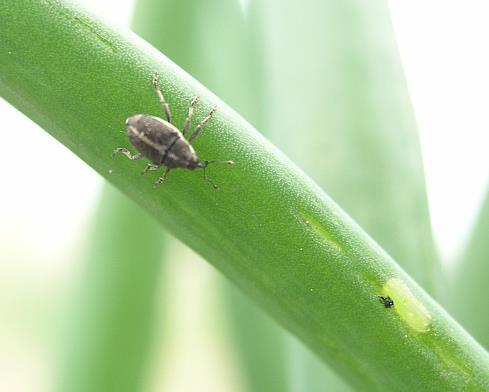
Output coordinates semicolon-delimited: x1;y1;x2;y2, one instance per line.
112;72;234;188
378;296;394;308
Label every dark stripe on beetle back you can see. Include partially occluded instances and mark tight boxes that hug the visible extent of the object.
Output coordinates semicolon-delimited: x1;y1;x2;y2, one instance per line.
159;134;180;165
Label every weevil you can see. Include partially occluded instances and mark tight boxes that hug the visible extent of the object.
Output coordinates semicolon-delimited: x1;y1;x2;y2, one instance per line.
112;72;234;188
378;295;394;308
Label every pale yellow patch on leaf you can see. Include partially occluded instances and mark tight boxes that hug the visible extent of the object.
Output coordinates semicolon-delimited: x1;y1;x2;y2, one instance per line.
381;278;432;333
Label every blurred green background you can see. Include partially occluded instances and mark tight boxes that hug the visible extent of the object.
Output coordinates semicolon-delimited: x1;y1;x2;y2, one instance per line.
1;0;488;391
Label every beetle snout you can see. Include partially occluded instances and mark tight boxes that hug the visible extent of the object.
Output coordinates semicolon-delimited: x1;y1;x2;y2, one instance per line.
125;114;142;128
125;114;144;135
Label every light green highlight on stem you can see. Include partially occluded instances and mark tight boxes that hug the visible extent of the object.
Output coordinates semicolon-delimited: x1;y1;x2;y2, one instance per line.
302;212;345;254
381;277;432;333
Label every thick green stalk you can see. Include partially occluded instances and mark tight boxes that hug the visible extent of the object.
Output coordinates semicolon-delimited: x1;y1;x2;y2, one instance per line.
448;188;489;349
1;1;488;389
132;2;288;391
57;184;164;392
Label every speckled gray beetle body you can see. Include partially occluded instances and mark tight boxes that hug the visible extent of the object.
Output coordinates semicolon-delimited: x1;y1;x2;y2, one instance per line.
112;72;233;187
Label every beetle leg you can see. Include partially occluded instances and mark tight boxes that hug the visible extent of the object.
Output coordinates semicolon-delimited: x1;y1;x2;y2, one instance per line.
182;96;200;136
152;72;173;123
141;163;161;175
188;106;217;143
112;147;143;160
154;167;171;187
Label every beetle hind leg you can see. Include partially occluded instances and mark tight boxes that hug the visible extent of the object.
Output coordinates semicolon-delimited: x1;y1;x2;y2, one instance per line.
152;72;173;123
141;163;161;175
112;147;142;160
154;167;171;187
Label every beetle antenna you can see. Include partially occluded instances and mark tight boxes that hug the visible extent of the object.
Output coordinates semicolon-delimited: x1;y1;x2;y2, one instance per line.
200;160;234;189
205;160;234;166
202;164;218;189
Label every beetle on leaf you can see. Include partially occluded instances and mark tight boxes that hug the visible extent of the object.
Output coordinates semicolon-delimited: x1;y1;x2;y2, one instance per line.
113;72;234;188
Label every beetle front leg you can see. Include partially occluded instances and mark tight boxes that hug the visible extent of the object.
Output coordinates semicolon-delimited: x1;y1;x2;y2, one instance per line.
154;167;171;187
188;106;217;143
141;163;161;175
112;147;143;160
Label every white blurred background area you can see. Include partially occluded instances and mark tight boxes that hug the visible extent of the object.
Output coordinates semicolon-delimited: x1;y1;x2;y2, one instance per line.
0;1;488;391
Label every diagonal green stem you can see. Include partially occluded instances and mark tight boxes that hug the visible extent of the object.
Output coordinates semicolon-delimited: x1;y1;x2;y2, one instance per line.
1;1;488;389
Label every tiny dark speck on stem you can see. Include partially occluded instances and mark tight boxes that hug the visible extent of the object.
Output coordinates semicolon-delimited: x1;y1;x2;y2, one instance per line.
379;296;394;308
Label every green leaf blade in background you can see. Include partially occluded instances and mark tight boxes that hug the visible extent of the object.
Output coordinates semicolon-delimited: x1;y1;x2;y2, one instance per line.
260;0;439;293
255;0;440;390
57;184;164;392
448;187;489;349
56;5;173;390
1;1;489;390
